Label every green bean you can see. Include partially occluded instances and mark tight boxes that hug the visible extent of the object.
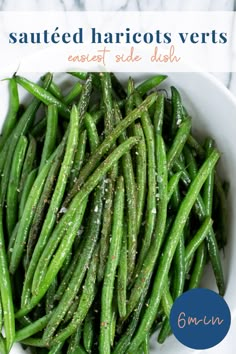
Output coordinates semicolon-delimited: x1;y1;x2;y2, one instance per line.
54;239;85;301
98;72;118;283
185;217;213;271
67;327;82;354
136;75;167;96
46;277;57;315
214;174;228;247
17;197;87;319
126;134;167;318
31;117;47;137
32;112;96;295
6;135;28;236
77;74;93;120
114;104;137;277
0;297;2;332
67;72;88;80
19;135;37;200
24;139;66;272
167;172;182;203
15;314;51;342
63;93;157;206
84;113;100;151
15;75;70;119
0;78;19;150
187;134;205;159
154;93;164;135
83;311;94;353
19;337;46;347
170;185;185;302
9;148;56;274
8;222;19;263
0;73;52;207
110;303;117;347
99;176;124;354
64;82;83;105
69;345;87;354
39;105;58;173
68;130;87;190
133;91;157;274
15;137;140;319
117;223;128;318
49;342;64;354
126;77;135;114
127;150;220;352
97;173;116;283
189;243;207;289
29;106;80;293
0;208;15;352
49;244;99;346
18;168;38;219
171;86;183;136
42;182;103;342
173;159;191;186
112;277;151;354
167;118;192;171
143;333;150;354
68;72;100;89
48;81;63;101
63;295;81;324
172;233;185;298
133;123;147;236
100;72;114;134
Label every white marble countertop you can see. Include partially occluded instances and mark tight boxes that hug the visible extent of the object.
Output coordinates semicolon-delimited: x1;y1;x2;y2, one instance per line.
1;1;235;354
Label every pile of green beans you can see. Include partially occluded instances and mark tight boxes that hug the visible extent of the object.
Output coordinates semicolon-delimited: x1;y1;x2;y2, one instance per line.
0;72;228;354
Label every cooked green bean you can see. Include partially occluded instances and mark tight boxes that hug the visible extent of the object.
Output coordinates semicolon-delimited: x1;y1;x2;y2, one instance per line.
49;244;99;346
64;93;157;206
38;105;58;173
0;207;15;352
0;78;19;150
68;130;87;189
1;73;52;207
83;311;94;353
15;313;51;342
167;118;192;171
18;168;38;219
14;75;70;119
133;91;157;274
127;150;220;352
42;182;104;341
133;123;147;236
64;82;83;105
126;134;167;317
117;223;128;319
136;75;167;96
9;148;57;274
167;172;182;203
28;105;80;294
19;135;37;200
114;104;137;278
6;135;28;236
24;140;66;272
99;176;124;354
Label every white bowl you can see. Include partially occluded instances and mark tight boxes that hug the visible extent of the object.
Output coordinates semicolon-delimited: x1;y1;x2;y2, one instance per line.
0;71;235;354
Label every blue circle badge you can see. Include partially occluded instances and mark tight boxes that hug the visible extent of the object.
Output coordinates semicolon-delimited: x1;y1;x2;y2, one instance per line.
170;288;231;349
